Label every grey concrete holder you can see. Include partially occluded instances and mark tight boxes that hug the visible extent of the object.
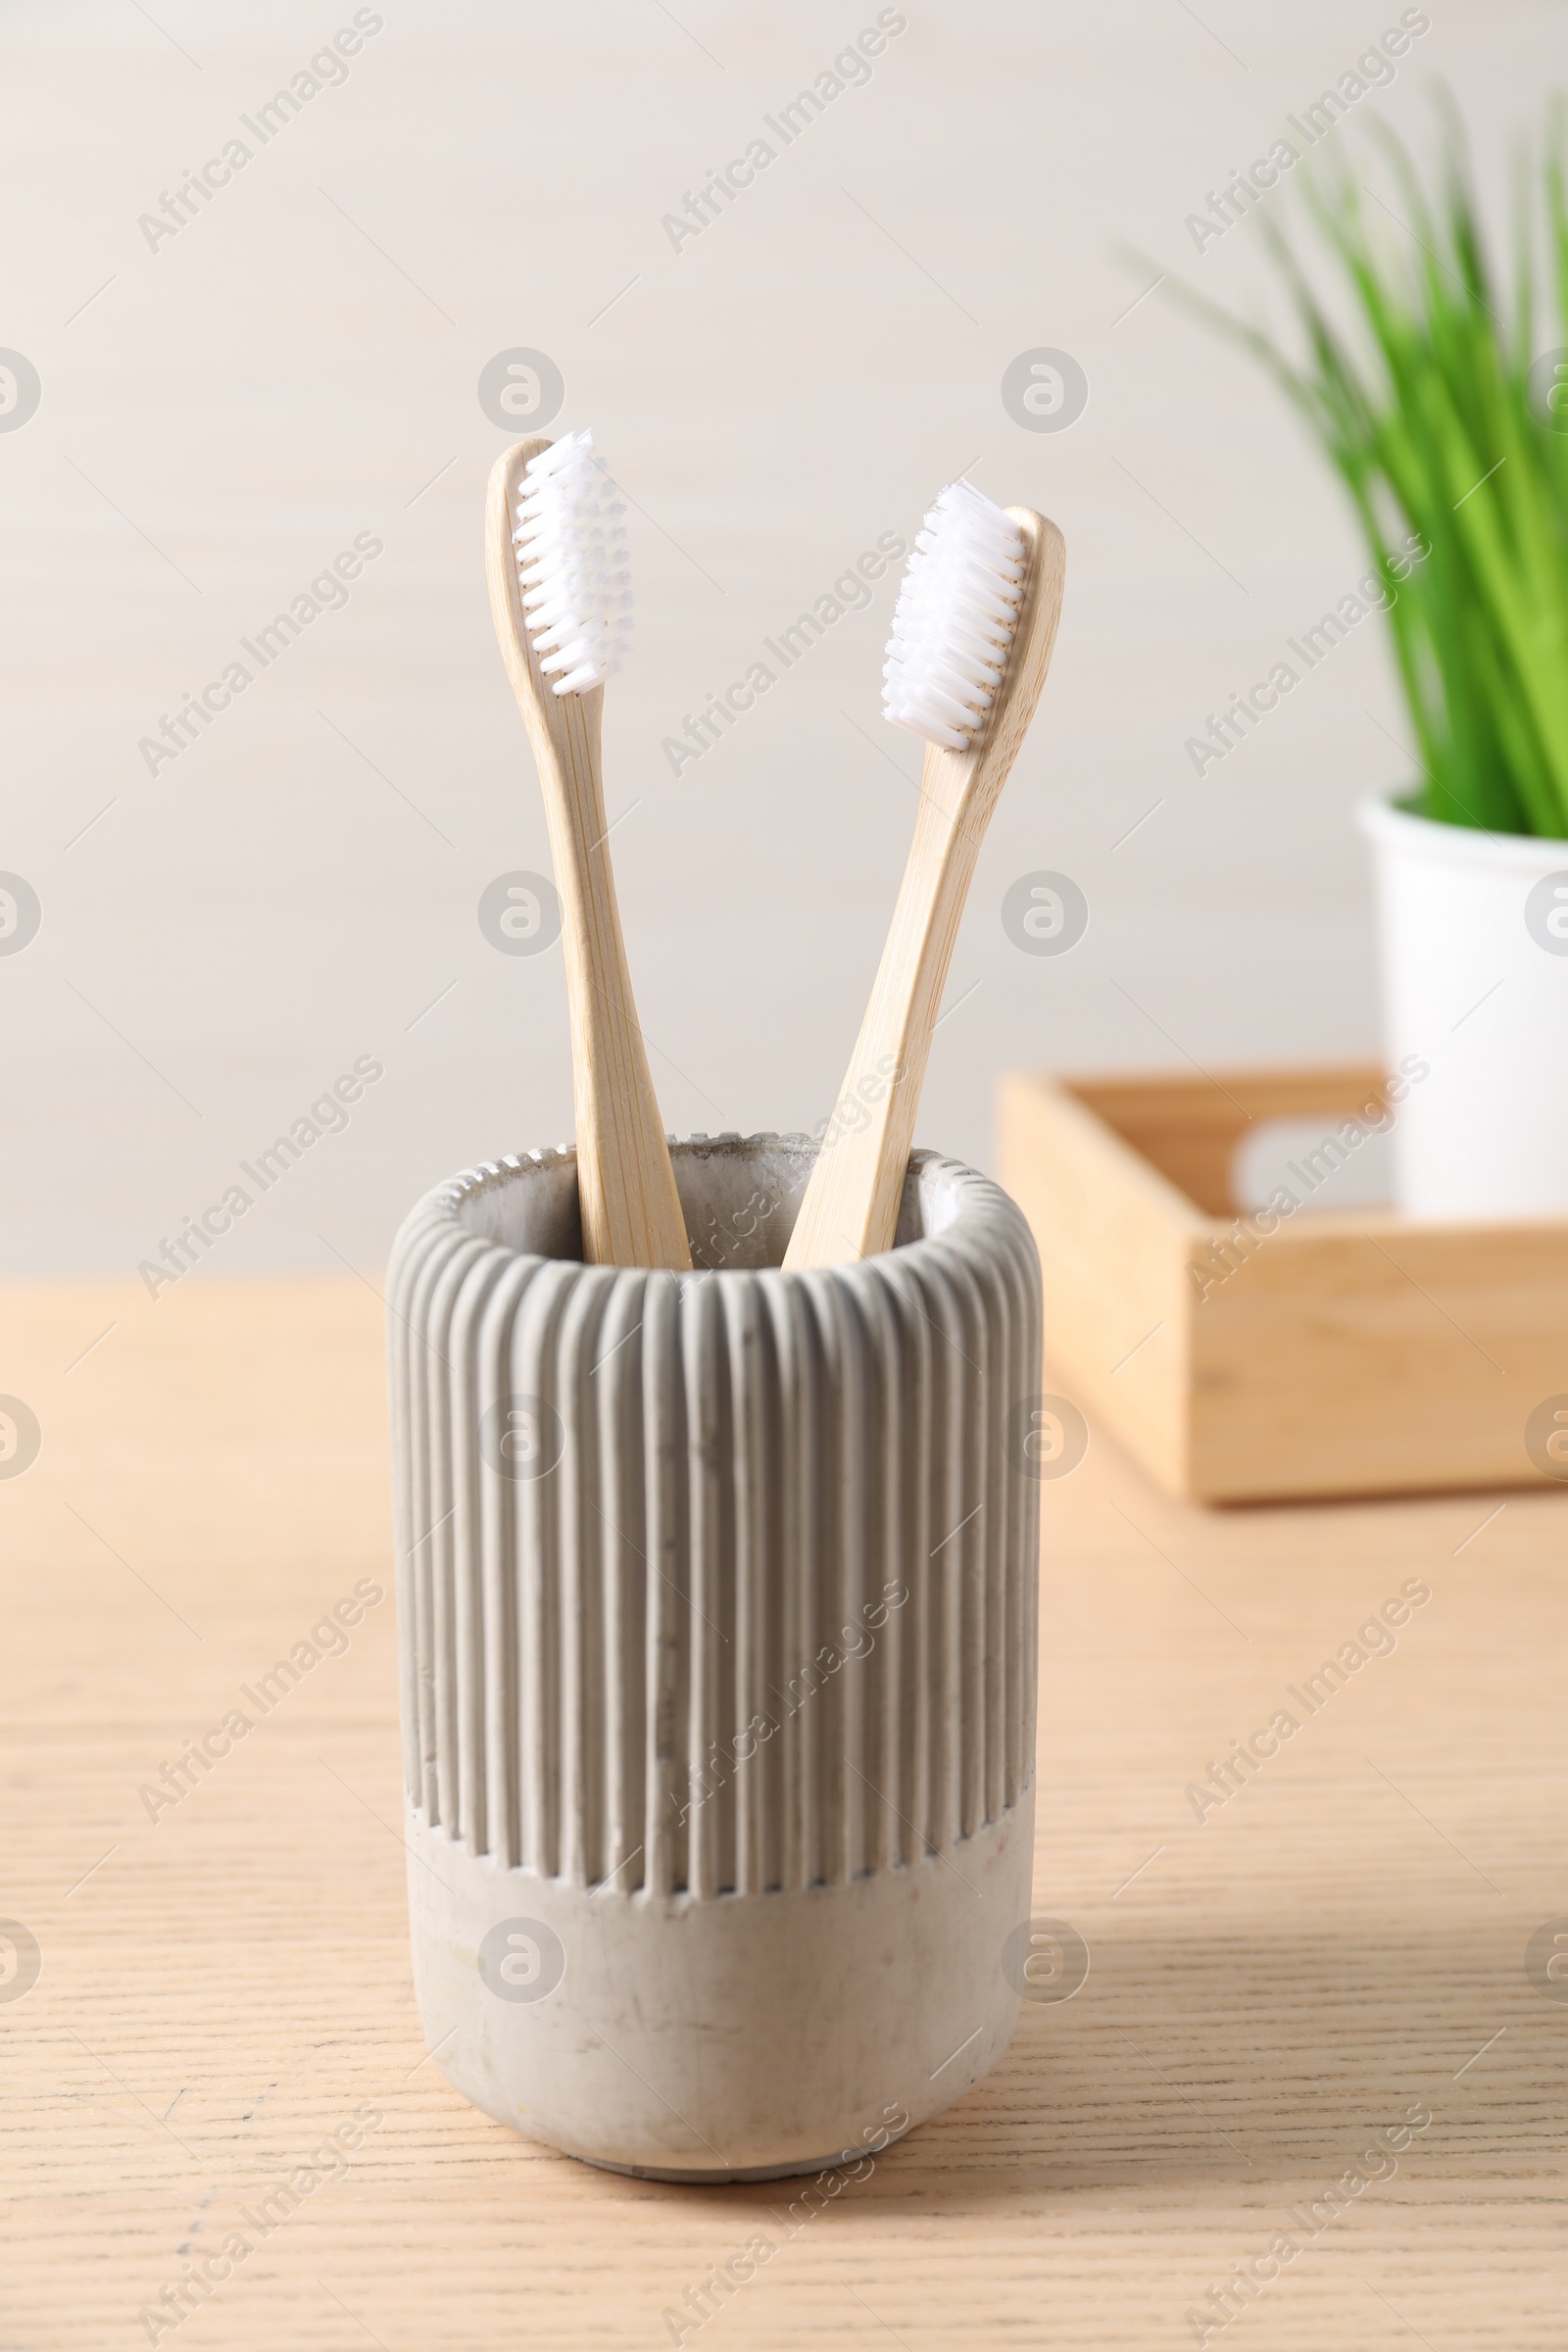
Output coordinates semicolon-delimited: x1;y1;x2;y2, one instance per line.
387;1132;1042;2180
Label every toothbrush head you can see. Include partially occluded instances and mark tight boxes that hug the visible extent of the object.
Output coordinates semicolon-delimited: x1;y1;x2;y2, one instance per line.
881;478;1028;752
513;428;634;696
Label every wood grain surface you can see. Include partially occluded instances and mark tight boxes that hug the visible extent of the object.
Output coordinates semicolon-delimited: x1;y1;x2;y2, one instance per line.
3;1274;1564;2348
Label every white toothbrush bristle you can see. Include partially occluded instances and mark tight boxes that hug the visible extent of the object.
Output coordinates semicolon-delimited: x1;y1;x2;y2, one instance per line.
881;479;1026;751
513;427;633;695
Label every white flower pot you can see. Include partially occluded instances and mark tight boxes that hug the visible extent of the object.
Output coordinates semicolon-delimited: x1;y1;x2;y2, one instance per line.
386;1132;1043;2181
1357;786;1568;1220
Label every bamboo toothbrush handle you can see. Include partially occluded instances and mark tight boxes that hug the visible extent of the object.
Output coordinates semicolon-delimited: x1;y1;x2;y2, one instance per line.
486;439;691;1272
784;765;977;1269
537;697;692;1270
783;510;1065;1272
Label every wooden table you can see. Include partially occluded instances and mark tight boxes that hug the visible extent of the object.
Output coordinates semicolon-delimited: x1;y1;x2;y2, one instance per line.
5;1277;1564;2348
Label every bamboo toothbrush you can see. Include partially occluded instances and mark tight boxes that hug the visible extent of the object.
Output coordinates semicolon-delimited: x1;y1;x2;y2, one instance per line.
486;428;692;1270
783;479;1065;1271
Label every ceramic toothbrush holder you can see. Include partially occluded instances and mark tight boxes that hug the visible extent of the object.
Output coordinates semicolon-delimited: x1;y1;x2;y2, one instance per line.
387;1132;1041;2181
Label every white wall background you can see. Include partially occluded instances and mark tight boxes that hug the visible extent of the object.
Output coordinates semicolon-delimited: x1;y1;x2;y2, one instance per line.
1;0;1555;1280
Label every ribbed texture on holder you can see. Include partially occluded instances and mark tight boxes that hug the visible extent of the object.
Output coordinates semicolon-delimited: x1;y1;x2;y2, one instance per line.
388;1137;1040;1899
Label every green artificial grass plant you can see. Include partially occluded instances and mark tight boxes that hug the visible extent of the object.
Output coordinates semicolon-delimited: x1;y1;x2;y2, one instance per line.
1178;114;1568;838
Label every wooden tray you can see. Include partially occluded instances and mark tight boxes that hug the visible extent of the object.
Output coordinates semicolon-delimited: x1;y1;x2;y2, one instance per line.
997;1063;1568;1503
